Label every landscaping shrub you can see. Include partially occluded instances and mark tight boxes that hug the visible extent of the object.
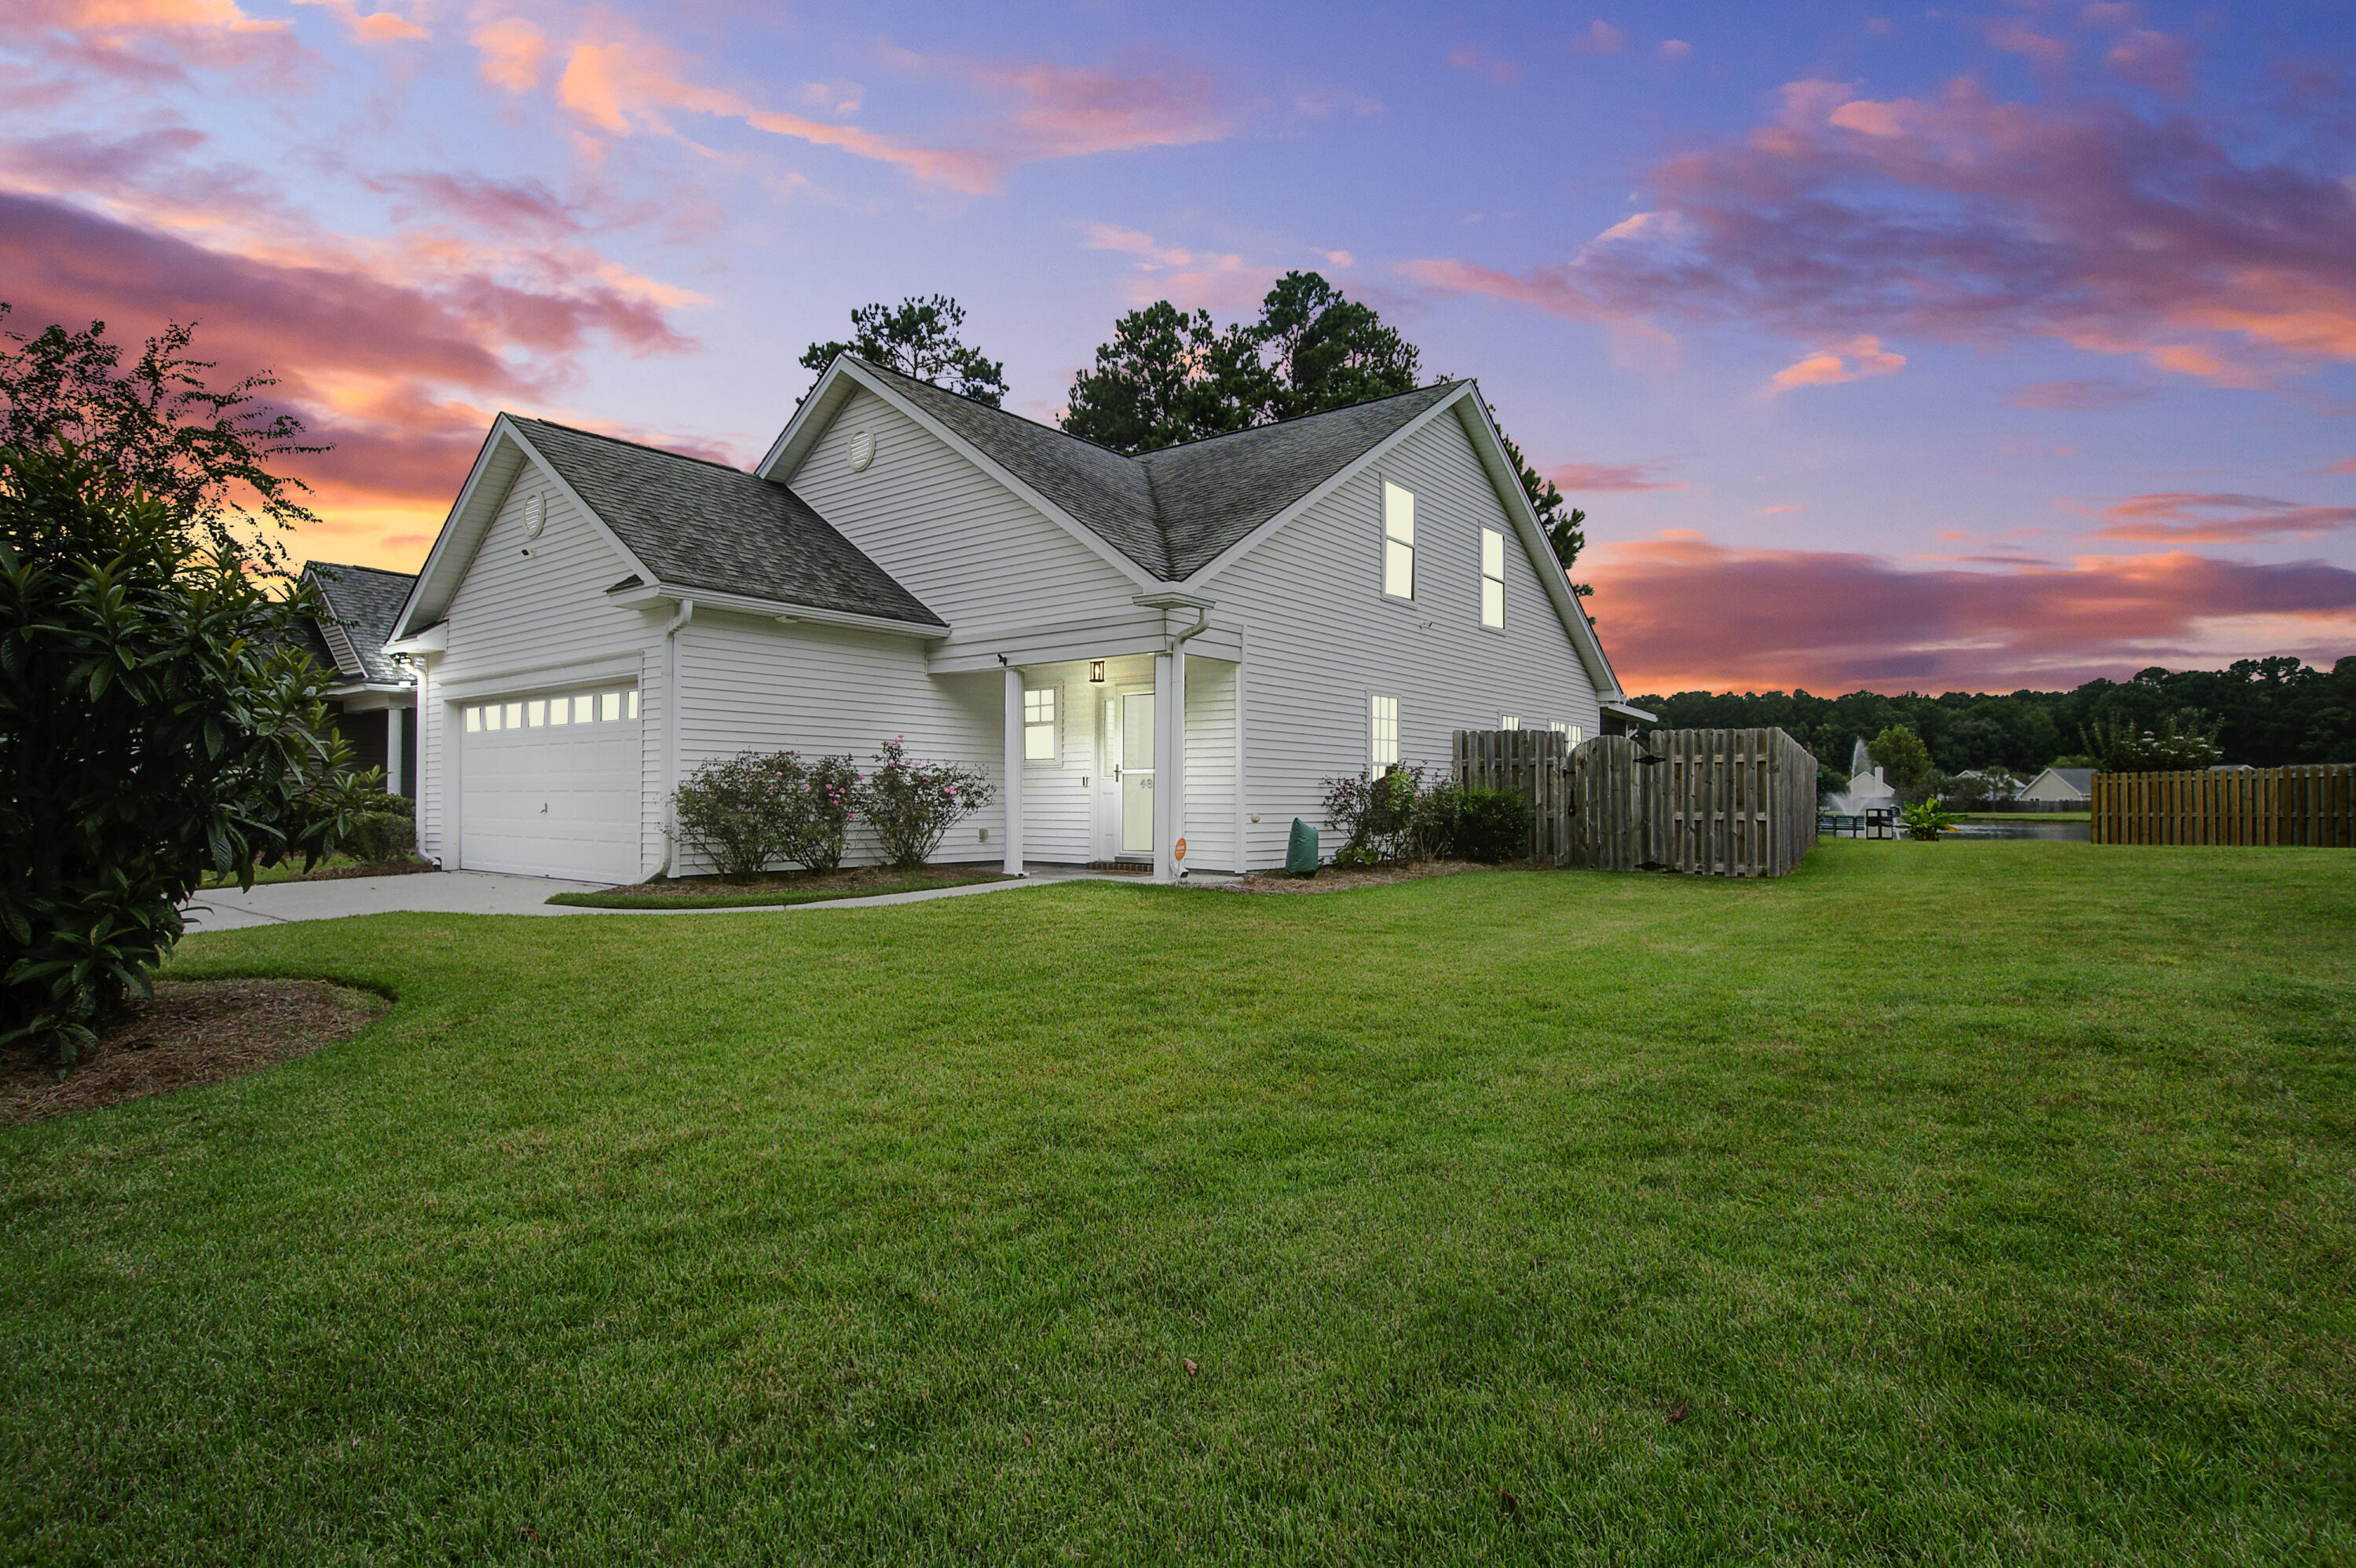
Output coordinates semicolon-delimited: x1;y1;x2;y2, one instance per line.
1901;799;1961;840
0;446;376;1064
671;753;798;882
346;811;417;864
1410;780;1466;859
1321;766;1423;863
671;750;862;880
1453;786;1533;862
858;737;993;868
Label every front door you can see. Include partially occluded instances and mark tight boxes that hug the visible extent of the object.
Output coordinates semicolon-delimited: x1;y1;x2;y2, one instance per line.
1119;690;1154;857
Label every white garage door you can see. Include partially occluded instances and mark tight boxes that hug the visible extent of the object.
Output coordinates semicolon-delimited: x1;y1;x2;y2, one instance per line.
459;687;642;882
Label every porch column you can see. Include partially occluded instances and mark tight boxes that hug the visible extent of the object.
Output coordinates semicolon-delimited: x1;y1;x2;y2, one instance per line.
1154;647;1187;882
385;702;406;799
1001;662;1025;875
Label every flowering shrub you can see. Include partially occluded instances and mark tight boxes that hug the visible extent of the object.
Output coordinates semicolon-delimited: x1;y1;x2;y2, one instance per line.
859;737;995;868
671;749;861;880
1322;766;1425;864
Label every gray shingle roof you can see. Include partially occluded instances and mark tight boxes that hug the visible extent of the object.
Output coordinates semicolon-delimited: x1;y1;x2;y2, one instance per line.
302;561;417;684
509;417;944;628
855;360;1465;580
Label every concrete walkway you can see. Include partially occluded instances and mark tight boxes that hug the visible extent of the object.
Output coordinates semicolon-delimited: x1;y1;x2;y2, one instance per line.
180;865;1175;932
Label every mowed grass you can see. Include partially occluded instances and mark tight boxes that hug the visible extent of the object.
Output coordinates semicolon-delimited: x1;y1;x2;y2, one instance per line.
3;843;2351;1565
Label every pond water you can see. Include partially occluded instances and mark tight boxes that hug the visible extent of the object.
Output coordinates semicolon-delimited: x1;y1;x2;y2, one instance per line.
1944;820;2091;842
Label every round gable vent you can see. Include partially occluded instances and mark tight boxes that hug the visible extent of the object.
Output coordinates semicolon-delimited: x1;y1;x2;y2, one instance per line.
847;429;876;472
523;493;547;540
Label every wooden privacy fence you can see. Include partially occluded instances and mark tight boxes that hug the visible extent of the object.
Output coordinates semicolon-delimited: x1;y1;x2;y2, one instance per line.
1452;726;1819;877
1451;727;1573;864
2091;764;2355;846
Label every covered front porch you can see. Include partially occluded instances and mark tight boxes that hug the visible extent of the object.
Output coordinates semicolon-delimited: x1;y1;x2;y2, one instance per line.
946;597;1244;883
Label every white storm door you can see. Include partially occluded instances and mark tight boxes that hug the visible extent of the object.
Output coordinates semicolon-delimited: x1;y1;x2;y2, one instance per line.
459;694;641;882
1119;690;1155;857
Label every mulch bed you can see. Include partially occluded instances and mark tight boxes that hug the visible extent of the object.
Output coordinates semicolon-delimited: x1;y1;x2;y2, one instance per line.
1216;859;1505;894
2;979;390;1124
594;864;1012;901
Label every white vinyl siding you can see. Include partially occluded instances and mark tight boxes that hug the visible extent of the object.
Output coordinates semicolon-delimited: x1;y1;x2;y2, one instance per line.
1370;694;1399;770
1480;528;1505;628
420;455;658;872
668;611;1001;873
1213;403;1602;871
1382;481;1415;599
1181;658;1239;873
787;388;1143;641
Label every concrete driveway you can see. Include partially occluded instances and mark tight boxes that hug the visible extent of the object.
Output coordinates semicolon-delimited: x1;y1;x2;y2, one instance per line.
180;866;1161;931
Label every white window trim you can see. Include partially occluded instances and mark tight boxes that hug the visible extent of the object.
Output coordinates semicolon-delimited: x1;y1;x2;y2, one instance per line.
1381;479;1416;601
1023;684;1061;765
1480;528;1505;630
1369;692;1400;772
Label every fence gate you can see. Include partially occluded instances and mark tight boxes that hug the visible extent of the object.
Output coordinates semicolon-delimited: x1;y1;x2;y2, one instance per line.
1454;726;1818;878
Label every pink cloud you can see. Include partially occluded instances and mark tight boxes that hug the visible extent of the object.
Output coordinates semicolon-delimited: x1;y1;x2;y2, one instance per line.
1571;20;1627;55
0;188;698;528
1404;78;2356;387
1979;18;2069;71
2105;28;2197;97
2008;378;2152;410
1590;532;2356;692
0;0;299;81
2307;459;2356;477
290;0;425;46
1769;334;1905;390
2083;492;2356;543
1659;40;1692;63
471;16;547;93
1546;459;1684;493
1447;48;1522;86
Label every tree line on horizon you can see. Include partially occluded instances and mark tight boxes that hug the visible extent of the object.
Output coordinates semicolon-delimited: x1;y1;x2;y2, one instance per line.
1632;657;2356;777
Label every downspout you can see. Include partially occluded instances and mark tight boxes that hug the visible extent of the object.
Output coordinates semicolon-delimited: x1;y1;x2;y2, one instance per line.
1165;608;1210;880
656;597;694;877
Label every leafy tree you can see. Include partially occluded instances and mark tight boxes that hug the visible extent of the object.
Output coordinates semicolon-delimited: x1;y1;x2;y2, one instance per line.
1062;272;1420;452
799;295;1007;406
1868;724;1933;791
0;305;325;566
1;446;375;1065
1494;425;1591;599
2081;713;2223;772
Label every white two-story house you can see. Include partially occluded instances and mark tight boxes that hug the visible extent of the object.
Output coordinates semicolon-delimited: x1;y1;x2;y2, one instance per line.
384;356;1631;883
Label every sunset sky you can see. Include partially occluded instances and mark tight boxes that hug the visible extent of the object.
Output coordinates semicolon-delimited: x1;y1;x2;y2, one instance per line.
5;0;2354;694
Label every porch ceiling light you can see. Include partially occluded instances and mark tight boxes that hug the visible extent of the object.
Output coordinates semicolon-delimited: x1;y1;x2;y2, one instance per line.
1088;660;1107;683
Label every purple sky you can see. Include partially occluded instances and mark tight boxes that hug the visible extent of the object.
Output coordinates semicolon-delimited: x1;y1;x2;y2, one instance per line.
5;0;2354;693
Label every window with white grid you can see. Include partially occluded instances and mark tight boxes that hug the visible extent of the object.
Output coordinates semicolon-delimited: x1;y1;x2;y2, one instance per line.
1024;685;1059;762
1370;693;1399;770
1499;715;1521;730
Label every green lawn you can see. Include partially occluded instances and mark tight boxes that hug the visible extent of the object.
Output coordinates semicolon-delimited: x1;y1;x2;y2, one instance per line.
4;843;2351;1564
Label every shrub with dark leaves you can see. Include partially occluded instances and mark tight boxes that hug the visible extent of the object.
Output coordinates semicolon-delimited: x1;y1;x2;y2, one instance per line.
859;737;994;868
1;446;375;1065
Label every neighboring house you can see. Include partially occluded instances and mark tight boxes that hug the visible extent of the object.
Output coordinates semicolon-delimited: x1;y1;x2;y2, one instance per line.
298;561;418;795
384;356;1630;883
2020;766;2094;804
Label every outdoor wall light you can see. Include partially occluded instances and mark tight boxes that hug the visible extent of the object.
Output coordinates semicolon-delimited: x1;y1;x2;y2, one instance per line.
1088;660;1107;683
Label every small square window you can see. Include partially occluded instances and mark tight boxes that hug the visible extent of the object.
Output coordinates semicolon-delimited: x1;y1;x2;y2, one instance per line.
549;696;569;726
527;699;546;727
601;692;621;722
1370;693;1399;769
503;701;522;729
573;694;593;724
466;706;481;733
1024;686;1058;762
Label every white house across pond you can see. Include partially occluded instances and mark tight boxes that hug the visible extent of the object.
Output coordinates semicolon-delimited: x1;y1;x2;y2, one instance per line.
383;356;1629;883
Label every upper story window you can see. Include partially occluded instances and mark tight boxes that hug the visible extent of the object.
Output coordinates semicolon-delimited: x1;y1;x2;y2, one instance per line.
1370;694;1399;770
1382;481;1415;599
1480;528;1505;629
1499;715;1522;730
1024;686;1059;762
1550;721;1584;747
